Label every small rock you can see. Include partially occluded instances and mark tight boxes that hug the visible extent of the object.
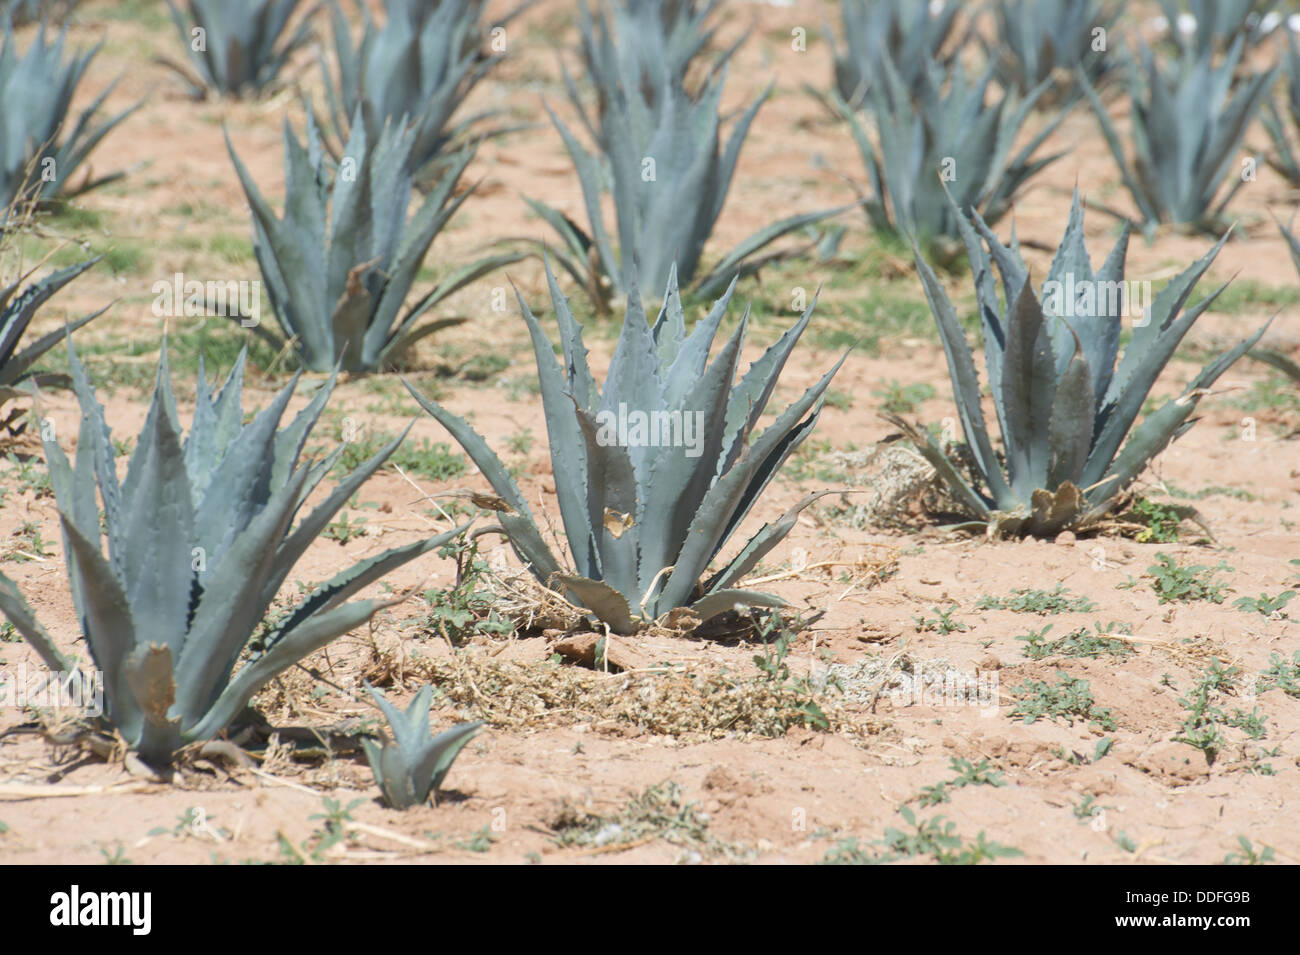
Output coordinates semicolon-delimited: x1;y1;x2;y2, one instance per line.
703;766;741;792
1131;742;1210;783
978;653;1002;671
1055;530;1076;546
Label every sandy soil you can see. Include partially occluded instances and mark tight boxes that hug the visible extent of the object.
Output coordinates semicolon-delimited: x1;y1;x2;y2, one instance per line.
0;0;1297;865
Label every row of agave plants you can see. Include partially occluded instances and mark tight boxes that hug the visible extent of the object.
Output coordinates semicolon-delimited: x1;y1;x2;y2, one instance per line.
0;0;1289;805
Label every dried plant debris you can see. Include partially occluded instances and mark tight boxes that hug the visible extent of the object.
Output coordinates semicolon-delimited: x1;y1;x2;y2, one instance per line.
363;641;890;743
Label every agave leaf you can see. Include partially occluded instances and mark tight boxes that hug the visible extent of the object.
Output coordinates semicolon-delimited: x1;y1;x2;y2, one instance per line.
1089;317;1272;511
636;310;748;596
702;490;838;596
571;402;640;603
402;381;563;580
912;243;1012;504
174;467;312;727
0;571;73;673
524;197;591;268
516;285;598;577
556;574;636;634
688;588;787;624
420;719;484;796
55;514;141;742
1084;246;1231;486
1248;348;1300;382
1046;326;1095;490
117;359;196;658
656;356;845;614
195;592;405;744
364;682;433;757
881;411;994;520
999;277;1056;498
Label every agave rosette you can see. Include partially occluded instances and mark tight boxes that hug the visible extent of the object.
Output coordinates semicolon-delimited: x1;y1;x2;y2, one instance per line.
407;262;846;634
0;344;468;764
362;683;482;809
891;192;1270;536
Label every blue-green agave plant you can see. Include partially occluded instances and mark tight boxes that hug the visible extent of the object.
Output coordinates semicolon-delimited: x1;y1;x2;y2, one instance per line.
531;0;846;306
0;344;469;765
1081;38;1275;231
318;0;531;186
0;254;105;434
227;109;522;373
889;192;1270;537
829;0;965;108
835;57;1068;244
984;0;1126;101
362;683;482;809
0;19;141;206
163;0;314;98
406;261;846;634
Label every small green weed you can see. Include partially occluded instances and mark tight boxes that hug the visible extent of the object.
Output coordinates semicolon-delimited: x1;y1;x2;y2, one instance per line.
976;585;1096;615
1145;553;1233;604
1010;672;1116;730
1017;622;1135;660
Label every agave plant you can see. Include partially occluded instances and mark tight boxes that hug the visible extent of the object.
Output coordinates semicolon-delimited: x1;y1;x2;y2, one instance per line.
162;0;313;98
1081;39;1275;232
1248;220;1300;383
406;262;846;635
828;0;964;108
888;192;1270;537
362;683;482;809
984;0;1126;100
0;255;105;435
531;0;844;306
1157;0;1279;57
318;0;529;187
1263;29;1300;186
0;20;141;207
0;344;469;765
836;58;1068;244
227;111;521;373
574;0;735;109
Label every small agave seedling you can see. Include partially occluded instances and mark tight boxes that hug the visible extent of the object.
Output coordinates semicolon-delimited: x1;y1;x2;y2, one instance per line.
889;192;1270;537
318;0;528;186
1081;38;1275;232
0;20;141;206
227;110;522;373
532;0;845;306
407;261;846;634
984;0;1126;100
836;58;1067;244
162;0;314;98
0;254;105;435
362;683;482;809
828;0;964;108
0;344;469;765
